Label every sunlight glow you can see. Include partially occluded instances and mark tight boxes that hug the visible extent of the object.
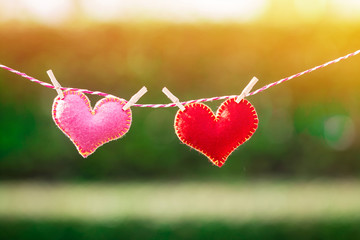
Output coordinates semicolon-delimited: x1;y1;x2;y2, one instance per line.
21;0;73;24
1;0;360;24
0;0;25;21
0;0;72;24
81;0;268;22
80;0;127;22
331;0;360;20
294;0;328;21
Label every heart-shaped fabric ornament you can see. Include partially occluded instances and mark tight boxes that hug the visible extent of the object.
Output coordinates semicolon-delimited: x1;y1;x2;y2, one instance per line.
174;98;258;167
52;90;132;157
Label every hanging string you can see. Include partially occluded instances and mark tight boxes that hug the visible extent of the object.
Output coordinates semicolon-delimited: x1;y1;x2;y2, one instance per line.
1;49;359;108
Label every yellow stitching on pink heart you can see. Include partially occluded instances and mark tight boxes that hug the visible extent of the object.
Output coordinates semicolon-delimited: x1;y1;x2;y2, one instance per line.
52;90;132;157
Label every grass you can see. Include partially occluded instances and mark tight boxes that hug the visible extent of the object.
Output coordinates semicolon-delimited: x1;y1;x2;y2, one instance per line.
1;180;360;240
1;218;360;240
0;180;359;222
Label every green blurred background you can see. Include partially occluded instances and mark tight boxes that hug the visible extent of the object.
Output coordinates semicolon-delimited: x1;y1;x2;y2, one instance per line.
0;0;360;239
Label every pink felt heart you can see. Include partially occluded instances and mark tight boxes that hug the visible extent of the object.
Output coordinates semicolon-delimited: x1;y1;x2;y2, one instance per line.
52;90;131;157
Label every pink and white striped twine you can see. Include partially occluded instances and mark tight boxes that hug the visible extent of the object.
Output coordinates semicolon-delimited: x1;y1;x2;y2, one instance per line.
1;49;360;108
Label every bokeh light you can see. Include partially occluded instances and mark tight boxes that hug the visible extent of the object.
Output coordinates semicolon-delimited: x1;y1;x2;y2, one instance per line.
324;115;355;150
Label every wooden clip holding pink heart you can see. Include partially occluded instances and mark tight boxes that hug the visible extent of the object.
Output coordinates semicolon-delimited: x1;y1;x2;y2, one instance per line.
48;70;147;157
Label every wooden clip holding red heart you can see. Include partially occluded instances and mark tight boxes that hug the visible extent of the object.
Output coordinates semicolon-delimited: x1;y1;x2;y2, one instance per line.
163;77;259;167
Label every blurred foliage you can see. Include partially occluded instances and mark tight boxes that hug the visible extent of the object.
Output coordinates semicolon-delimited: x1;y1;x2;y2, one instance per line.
1;218;360;240
0;23;360;180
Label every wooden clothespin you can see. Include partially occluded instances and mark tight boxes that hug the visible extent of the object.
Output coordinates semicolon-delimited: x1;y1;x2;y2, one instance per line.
162;87;185;111
47;70;64;99
235;76;258;103
122;86;148;110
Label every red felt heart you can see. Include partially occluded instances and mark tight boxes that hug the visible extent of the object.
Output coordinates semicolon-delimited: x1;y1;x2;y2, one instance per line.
174;98;258;167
